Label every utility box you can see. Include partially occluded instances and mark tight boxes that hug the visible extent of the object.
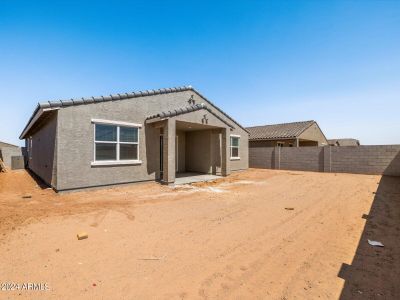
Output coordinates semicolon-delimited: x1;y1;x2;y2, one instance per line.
11;156;25;170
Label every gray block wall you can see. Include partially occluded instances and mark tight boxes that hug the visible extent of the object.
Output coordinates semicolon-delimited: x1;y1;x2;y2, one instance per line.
249;145;400;176
279;147;324;172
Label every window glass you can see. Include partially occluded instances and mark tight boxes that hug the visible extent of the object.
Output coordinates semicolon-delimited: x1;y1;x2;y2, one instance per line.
95;143;117;160
120;127;138;143
231;137;239;147
95;124;117;142
230;136;240;158
231;147;239;158
120;144;138;160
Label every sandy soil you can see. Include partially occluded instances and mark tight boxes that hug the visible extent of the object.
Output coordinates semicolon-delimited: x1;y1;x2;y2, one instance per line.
0;169;399;299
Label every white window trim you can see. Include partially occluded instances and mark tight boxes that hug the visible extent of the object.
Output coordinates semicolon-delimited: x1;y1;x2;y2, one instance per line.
92;121;141;166
91;118;142;128
230;135;240;160
91;160;142;166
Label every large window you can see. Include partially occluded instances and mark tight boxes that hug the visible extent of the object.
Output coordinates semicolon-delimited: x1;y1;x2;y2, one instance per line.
94;123;139;162
230;135;240;159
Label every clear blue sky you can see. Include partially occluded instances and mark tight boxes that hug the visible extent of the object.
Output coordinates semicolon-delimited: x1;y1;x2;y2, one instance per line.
1;0;399;146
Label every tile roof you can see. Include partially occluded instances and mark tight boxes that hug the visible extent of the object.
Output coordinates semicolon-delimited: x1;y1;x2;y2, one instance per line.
0;141;20;148
246;120;316;140
20;85;247;139
39;86;194;109
146;103;235;129
328;138;360;146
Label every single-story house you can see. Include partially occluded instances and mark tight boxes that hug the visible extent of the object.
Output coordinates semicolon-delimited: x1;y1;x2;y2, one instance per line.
0;141;23;169
328;138;360;146
20;86;249;191
247;120;328;148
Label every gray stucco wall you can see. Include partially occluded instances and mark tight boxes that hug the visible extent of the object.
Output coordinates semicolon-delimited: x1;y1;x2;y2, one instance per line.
53;90;248;190
176;130;186;173
28;112;58;186
185;130;212;174
249;145;400;176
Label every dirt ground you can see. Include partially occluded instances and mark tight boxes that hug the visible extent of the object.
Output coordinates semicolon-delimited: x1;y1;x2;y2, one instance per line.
0;169;399;299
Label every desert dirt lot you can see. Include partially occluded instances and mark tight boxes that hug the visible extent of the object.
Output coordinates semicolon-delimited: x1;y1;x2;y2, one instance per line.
0;169;399;299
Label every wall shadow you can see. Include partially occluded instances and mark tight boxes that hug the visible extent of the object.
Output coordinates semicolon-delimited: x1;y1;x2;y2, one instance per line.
144;123;160;179
338;152;400;299
26;168;51;189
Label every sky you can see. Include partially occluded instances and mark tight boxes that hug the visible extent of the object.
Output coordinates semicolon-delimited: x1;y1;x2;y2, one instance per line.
0;0;399;146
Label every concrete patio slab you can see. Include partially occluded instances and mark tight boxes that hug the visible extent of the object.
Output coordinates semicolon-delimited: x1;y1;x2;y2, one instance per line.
174;172;222;185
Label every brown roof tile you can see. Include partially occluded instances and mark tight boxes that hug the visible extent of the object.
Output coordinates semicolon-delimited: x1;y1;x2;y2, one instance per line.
246;120;315;140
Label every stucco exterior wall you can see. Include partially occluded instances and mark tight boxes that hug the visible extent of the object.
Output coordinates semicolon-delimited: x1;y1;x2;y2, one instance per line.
185;130;212;173
249;139;297;148
28;113;58;186
298;123;328;146
0;144;22;169
54;90;248;190
176;130;186;173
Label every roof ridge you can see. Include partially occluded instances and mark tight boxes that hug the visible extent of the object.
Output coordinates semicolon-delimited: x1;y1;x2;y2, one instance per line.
246;120;315;129
39;85;194;108
20;85;249;139
146;103;235;129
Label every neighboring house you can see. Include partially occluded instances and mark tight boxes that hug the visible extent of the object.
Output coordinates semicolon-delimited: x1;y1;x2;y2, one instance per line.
247;120;328;148
20;86;249;191
0;141;23;169
328;138;360;146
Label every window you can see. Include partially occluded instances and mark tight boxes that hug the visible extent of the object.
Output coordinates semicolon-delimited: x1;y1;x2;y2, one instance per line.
230;135;240;159
277;142;284;147
93;121;140;164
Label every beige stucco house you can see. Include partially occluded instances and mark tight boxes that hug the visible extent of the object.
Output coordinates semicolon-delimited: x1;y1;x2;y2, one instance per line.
328;138;360;146
20;86;249;191
247;120;328;148
0;141;23;170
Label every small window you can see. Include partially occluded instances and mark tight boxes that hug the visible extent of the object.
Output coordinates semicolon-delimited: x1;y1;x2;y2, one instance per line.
230;136;240;159
94;124;139;162
277;142;284;147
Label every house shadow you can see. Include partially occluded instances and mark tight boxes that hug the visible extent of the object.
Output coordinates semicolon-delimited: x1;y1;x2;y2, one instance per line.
26;168;51;190
338;152;400;299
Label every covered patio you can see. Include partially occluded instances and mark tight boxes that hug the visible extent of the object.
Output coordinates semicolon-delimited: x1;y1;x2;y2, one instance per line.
146;103;234;185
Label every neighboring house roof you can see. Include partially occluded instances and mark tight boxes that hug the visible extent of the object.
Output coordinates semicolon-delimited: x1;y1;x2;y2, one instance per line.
0;141;19;148
246;120;316;140
146;103;235;129
20;85;248;139
328;138;360;146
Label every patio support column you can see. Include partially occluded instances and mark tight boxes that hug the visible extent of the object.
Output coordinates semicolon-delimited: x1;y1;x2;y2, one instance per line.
163;118;176;184
221;127;231;177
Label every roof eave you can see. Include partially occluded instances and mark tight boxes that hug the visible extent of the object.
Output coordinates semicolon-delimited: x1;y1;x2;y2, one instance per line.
19;106;59;139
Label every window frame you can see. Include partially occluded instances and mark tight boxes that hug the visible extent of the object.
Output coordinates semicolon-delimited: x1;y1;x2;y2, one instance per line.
277;142;284;147
230;135;240;160
91;119;142;166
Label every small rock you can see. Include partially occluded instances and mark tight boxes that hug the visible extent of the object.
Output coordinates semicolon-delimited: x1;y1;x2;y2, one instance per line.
77;232;88;240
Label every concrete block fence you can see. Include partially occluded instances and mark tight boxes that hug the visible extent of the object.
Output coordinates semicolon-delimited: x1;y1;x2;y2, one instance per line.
249;145;400;176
